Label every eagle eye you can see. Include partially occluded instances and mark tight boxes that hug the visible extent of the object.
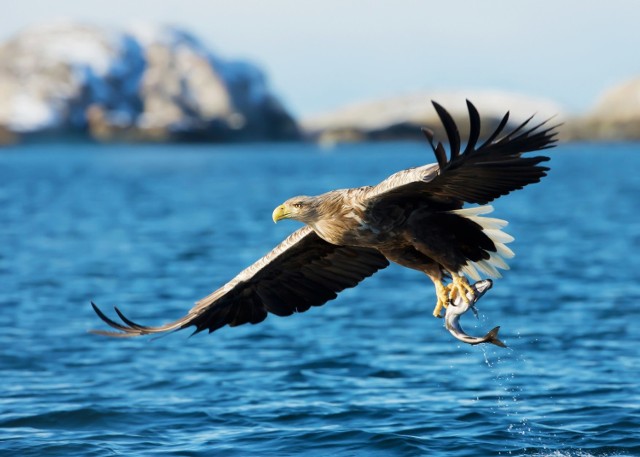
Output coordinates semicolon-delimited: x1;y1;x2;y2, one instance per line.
292;202;304;209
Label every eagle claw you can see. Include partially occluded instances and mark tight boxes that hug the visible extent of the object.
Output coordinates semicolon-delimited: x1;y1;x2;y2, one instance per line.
447;275;476;304
432;281;449;318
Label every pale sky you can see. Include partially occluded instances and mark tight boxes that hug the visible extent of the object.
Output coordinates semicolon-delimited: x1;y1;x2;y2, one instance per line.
2;0;639;117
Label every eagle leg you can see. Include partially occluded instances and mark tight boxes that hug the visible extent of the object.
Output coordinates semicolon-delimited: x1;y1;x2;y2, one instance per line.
432;280;449;318
447;274;475;304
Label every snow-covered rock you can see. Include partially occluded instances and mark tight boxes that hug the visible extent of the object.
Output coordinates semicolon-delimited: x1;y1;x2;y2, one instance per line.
0;22;298;142
301;90;566;144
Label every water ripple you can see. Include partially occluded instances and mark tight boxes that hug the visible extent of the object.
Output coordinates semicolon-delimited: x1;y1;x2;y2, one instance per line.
0;143;639;456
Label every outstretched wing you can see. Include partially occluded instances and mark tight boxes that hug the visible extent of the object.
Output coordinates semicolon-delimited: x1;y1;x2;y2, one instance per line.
366;100;558;208
91;226;389;337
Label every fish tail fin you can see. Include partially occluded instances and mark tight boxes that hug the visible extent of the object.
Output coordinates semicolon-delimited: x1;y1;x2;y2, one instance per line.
484;326;507;348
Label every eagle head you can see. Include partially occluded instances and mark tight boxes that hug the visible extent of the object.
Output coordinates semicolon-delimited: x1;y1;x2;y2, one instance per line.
272;196;319;224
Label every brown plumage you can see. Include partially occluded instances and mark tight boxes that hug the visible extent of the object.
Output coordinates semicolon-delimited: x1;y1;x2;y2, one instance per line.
91;100;557;337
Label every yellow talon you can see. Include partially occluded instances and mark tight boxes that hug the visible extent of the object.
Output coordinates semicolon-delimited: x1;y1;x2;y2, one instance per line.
432;281;449;318
447;275;475;304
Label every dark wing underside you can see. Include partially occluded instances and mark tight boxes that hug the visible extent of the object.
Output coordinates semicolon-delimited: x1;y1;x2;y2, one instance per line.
367;100;558;208
91;226;389;337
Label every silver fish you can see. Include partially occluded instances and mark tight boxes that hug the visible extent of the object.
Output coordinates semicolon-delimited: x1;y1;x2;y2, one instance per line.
444;279;507;348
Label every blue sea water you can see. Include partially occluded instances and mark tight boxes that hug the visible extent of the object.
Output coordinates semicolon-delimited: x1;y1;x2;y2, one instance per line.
0;141;639;457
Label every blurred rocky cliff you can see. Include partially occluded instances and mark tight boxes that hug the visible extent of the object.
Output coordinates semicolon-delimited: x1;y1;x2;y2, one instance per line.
0;23;299;143
562;78;640;141
302;81;640;144
1;22;639;146
301;91;566;145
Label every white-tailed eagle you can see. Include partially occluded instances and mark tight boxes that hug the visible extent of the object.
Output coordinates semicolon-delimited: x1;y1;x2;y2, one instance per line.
92;100;557;337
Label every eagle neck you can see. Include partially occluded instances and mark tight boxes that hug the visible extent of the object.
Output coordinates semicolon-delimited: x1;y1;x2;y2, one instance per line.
308;189;366;246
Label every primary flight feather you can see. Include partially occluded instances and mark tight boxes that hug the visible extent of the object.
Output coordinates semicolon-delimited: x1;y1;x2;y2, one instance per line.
91;100;557;337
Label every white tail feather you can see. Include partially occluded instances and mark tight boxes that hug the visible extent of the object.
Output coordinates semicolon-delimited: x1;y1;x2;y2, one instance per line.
460;263;481;281
476;260;502;278
467;216;508;230
450;205;495;217
449;205;515;280
488;252;510;270
483;229;515;244
495;242;515;259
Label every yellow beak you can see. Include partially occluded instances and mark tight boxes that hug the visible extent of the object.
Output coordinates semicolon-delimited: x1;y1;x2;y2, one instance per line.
272;204;289;223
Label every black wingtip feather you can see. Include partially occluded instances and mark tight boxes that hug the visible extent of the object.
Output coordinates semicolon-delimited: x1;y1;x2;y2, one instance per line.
463;100;481;154
417;100;558;205
114;307;148;330
432;101;461;159
435;143;447;171
422;127;447;168
90;302;136;335
479;111;510;149
421;127;435;144
499;114;535;143
91;302;123;329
